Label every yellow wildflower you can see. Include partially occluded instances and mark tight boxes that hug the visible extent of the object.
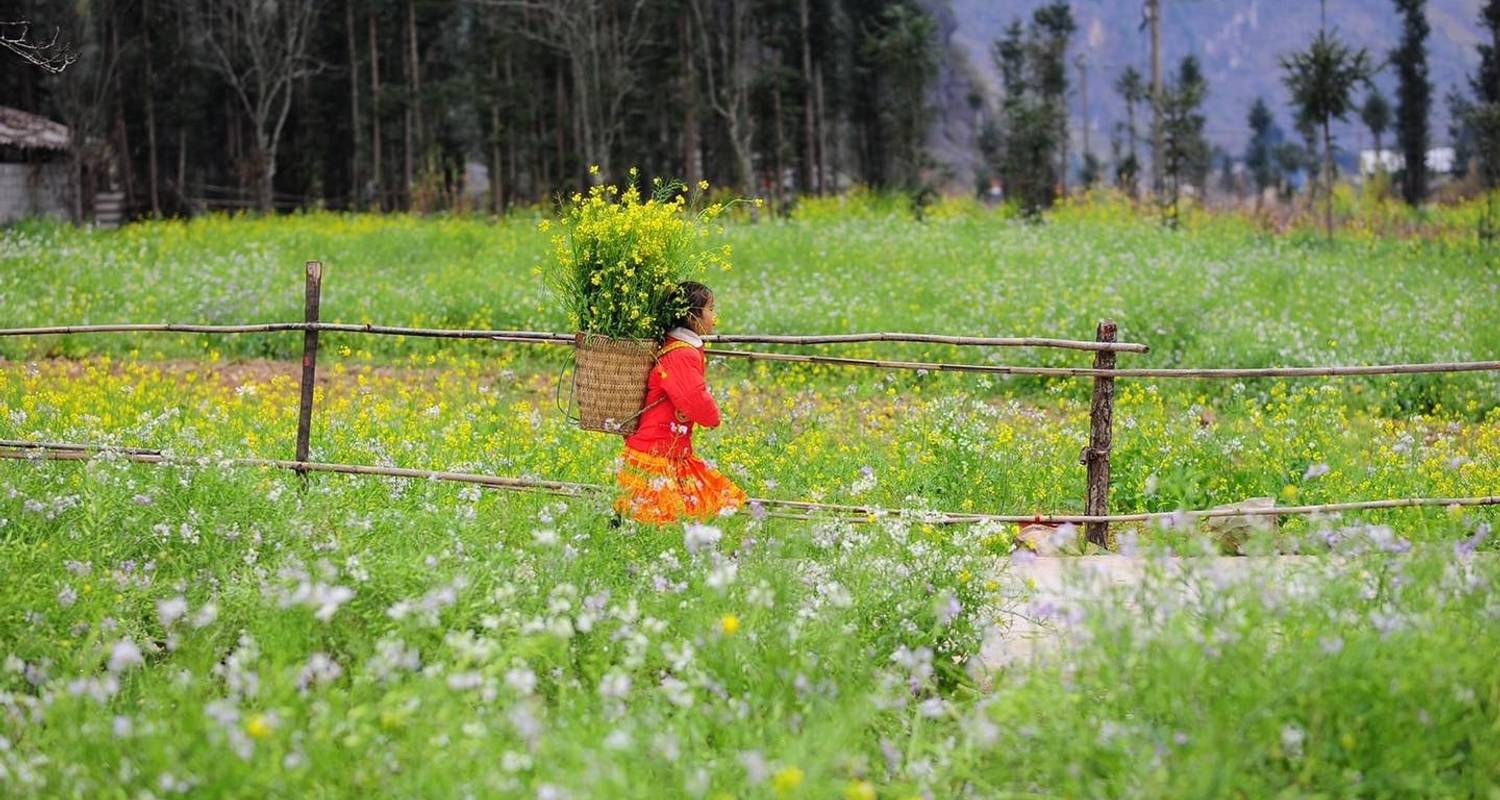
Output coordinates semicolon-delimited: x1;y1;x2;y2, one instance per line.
246;713;272;739
772;767;804;795
842;781;876;800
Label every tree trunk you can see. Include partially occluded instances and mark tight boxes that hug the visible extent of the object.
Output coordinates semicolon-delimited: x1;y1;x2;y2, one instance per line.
798;0;817;194
176;127;186;211
1077;55;1090;174
369;12;384;211
110;13;136;213
773;81;786;206
504;48;519;202
347;0;364;210
536;102;550;193
407;0;422;160
71;150;83;224
815;60;830;191
1323;117;1334;240
143;0;160;217
1148;0;1164;199
559;66;573;185
402;97;413;207
681;14;701;190
570;57;597;183
258;130;276;212
402;4;414;208
490;52;504;215
227;97;239;191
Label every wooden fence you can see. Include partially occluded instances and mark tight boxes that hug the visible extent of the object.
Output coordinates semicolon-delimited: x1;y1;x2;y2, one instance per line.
3;260;1499;544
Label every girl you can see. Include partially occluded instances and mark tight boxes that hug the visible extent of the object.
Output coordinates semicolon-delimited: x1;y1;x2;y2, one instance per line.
613;281;748;525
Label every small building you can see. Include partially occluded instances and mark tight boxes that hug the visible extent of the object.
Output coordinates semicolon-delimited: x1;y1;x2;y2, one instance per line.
1358;146;1457;177
1359;148;1403;176
1424;147;1455;175
0;106;72;223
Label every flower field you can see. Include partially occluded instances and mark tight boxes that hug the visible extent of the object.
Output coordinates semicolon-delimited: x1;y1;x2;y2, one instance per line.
2;201;1499;796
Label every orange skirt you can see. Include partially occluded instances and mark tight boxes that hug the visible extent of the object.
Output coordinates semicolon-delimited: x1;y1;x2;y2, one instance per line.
614;445;748;525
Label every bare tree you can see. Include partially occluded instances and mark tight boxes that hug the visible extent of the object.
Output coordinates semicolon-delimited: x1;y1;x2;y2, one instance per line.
1;19;78;73
486;0;652;184
688;0;757;194
193;0;322;211
798;0;819;193
1145;0;1164;198
45;10;118;223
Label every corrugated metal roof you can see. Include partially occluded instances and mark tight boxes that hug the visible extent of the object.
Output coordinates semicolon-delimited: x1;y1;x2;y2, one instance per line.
0;106;70;151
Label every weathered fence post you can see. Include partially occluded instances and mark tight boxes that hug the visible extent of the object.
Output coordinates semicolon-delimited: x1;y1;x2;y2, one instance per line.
295;260;323;481
1082;319;1117;547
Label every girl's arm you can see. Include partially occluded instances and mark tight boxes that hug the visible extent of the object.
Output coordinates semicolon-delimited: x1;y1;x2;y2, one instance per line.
658;349;721;428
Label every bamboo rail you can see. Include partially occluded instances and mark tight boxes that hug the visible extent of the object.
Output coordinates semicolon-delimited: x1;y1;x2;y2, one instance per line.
5;321;1495;380
0;322;1150;353
3;260;1497;546
4;440;1498;527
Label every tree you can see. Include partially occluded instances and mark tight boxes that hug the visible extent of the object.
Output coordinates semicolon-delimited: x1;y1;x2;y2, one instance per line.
686;0;759;194
1449;85;1478;178
43;3;119;223
1474;0;1499;109
1159;55;1208;225
797;0;820;193
1296;109;1321;202
1114;65;1145;195
1216;150;1238;197
3;0;944;221
1275;141;1307;200
859;2;937;192
1080;152;1101;188
1245;97;1282;205
1281;27;1374;238
1469;0;1500;191
1030;2;1075;193
194;0;322;211
1391;0;1432;205
987;4;1075;217
1145;0;1164;199
1;19;77;73
488;0;652;187
1110;132;1137;193
1360;88;1391;170
992;20;1050;214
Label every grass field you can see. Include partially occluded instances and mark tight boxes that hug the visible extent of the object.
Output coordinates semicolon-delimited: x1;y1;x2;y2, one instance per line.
2;199;1498;796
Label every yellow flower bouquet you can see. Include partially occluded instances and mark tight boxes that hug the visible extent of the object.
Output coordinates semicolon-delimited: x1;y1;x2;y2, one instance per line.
542;169;733;342
541;169;745;434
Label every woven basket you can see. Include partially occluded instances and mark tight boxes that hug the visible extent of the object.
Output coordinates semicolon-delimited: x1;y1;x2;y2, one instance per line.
571;332;658;434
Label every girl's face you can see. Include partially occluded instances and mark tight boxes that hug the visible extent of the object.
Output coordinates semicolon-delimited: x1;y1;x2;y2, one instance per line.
690;297;717;335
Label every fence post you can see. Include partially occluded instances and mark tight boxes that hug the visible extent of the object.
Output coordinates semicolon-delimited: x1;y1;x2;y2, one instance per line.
1082;319;1117;547
295;260;323;480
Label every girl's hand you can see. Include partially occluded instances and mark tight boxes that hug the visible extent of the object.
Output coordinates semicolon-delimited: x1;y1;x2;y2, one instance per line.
674;409;690;424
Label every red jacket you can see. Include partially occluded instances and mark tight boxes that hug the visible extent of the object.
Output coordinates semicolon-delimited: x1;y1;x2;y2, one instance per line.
623;334;721;457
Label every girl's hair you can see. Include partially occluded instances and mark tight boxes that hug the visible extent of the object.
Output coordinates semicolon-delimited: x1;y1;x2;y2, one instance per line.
668;281;713;329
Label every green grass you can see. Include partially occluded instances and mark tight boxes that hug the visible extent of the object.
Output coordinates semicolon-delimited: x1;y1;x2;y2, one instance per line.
2;202;1499;796
2;203;1496;415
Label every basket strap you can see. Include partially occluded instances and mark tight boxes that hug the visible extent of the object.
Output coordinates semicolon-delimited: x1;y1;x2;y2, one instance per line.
656;339;697;359
609;340;695;430
554;350;581;423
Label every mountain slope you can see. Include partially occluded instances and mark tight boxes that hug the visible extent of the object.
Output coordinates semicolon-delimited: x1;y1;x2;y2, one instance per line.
926;0;1485;189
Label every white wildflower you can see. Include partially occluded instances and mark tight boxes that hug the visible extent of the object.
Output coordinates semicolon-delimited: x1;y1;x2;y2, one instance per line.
107;639;144;673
